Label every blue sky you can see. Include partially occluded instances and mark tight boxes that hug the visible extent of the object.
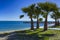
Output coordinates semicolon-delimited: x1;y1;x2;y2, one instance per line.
0;0;60;21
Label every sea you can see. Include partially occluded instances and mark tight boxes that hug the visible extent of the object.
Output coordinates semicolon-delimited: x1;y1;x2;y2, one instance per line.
0;21;54;32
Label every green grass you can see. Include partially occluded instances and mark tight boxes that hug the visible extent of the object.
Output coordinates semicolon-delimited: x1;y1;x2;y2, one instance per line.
14;28;60;40
55;26;60;28
1;28;60;40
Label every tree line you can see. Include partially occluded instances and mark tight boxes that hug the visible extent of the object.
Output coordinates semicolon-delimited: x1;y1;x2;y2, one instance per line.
20;2;60;31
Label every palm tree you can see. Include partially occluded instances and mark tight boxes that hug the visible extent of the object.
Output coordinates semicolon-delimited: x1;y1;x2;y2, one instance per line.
51;11;60;26
34;6;43;29
38;2;57;31
51;5;60;26
55;12;60;26
57;12;60;26
51;13;58;26
20;4;35;30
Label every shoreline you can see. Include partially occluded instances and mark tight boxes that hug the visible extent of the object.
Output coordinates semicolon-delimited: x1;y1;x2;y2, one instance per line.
0;23;54;34
0;27;43;34
1;27;60;34
0;28;30;34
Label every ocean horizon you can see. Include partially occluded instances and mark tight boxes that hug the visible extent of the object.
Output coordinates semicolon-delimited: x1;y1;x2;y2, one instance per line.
0;21;54;32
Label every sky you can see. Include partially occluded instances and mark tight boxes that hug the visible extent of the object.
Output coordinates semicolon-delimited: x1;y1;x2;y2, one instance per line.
0;0;60;21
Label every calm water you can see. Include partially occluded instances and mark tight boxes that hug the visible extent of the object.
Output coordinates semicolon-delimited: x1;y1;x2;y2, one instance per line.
0;21;54;31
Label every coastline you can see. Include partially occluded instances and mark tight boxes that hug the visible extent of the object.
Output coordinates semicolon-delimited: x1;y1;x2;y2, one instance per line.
0;27;43;34
0;28;30;34
0;24;54;34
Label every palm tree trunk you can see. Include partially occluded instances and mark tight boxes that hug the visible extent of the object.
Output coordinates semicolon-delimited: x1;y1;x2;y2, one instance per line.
36;16;39;29
31;17;34;30
44;15;48;31
57;20;59;26
55;18;57;26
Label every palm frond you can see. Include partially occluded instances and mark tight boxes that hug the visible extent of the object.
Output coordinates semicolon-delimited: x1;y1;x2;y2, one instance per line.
20;15;24;19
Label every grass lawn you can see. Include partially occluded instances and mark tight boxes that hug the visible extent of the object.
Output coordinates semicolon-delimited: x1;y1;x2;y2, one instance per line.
13;28;60;40
0;28;60;40
55;26;60;28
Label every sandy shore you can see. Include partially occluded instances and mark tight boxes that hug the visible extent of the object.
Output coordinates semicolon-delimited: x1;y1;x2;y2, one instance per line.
0;27;44;34
0;28;30;34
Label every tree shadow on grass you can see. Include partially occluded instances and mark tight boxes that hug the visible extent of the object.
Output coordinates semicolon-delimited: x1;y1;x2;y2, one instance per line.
7;33;43;40
0;30;56;40
40;34;55;37
6;30;55;40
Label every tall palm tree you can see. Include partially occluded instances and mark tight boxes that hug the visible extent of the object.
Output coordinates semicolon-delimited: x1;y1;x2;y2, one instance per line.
57;12;60;26
20;4;35;30
34;6;43;29
51;13;58;26
51;11;60;26
51;6;60;26
38;2;57;31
